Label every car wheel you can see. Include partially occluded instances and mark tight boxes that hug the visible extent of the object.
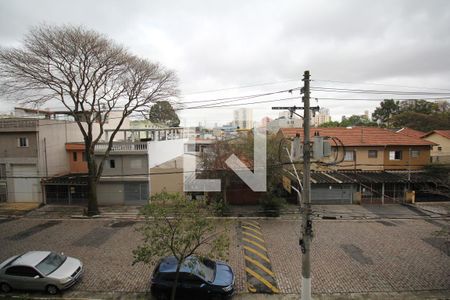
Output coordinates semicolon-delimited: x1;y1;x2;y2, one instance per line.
0;283;12;293
46;285;59;295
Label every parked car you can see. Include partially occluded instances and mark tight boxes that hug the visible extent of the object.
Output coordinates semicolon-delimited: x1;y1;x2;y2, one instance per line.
151;256;234;300
0;251;83;294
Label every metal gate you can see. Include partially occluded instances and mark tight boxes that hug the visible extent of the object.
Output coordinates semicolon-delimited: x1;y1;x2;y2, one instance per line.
124;182;149;203
311;184;353;204
45;185;87;205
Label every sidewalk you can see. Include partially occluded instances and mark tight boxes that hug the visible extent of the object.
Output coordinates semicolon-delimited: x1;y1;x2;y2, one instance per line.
11;202;450;221
0;202;40;217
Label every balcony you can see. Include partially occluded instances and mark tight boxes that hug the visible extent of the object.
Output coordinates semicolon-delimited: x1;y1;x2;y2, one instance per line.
94;142;148;153
0;118;38;132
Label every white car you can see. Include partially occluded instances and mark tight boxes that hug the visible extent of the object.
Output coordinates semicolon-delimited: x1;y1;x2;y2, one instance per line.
0;251;83;294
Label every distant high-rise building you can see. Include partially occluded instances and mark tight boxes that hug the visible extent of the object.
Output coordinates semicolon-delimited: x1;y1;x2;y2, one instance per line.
313;107;331;127
233;108;253;129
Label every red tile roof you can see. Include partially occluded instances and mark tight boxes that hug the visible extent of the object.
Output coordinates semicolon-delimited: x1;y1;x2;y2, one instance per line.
279;127;435;146
396;127;425;139
421;130;450;139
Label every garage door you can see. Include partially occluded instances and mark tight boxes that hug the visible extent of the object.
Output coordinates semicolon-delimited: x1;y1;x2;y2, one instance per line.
12;164;40;202
124;182;149;204
312;185;353;204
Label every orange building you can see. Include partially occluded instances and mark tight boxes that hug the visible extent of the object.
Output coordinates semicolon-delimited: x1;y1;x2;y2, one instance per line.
65;143;88;173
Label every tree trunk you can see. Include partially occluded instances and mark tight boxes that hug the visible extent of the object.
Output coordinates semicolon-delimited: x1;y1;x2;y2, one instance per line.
86;146;100;216
171;262;182;300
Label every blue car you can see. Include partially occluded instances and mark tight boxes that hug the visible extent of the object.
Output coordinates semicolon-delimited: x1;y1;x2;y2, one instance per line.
151;256;234;300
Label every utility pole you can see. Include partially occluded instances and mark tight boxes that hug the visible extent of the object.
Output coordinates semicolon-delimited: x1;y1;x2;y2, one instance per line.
272;70;317;300
300;70;312;300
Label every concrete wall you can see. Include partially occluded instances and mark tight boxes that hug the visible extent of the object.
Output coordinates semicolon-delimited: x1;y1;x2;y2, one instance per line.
96;154;148;177
37;120;88;177
0;132;38;158
150;156;184;195
382;146;430;170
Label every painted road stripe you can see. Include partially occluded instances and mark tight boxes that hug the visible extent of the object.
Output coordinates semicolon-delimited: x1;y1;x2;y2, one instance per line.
242;225;263;236
245;267;280;294
245;255;275;277
243;238;267;252
242;221;261;229
243;246;271;263
247;220;260;226
243;231;265;243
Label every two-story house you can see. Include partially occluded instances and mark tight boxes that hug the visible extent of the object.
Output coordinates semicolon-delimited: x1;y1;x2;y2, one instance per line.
279;127;434;171
277;127;436;204
0;118;86;203
421;130;450;164
58;127;194;205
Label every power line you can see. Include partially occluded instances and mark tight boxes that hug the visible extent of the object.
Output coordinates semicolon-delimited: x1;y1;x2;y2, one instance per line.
179;87;300;105
311;96;450;102
311;86;450;96
181;78;300;95
182;96;301;110
312;79;450;93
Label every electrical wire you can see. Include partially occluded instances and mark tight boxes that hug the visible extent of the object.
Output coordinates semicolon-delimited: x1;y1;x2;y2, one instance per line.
181;78;300;95
311;86;450;96
179;87;300;105
181;96;301;110
312;78;450;92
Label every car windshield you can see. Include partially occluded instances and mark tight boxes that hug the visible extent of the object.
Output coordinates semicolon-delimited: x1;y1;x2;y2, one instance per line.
187;258;215;283
35;252;66;276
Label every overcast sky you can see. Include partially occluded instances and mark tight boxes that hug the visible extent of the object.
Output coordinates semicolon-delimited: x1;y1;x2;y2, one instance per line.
1;0;450;127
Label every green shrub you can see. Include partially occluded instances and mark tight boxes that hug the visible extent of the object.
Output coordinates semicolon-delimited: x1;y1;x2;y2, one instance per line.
259;193;286;217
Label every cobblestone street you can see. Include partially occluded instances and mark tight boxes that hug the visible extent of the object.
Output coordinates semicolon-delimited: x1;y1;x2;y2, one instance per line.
0;216;449;297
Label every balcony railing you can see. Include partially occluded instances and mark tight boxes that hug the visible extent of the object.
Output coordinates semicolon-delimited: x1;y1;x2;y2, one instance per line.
0;119;38;129
95;142;148;152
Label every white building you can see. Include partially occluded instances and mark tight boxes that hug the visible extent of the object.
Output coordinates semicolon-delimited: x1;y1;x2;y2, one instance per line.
233;108;253;130
267;116;303;133
313;108;331;127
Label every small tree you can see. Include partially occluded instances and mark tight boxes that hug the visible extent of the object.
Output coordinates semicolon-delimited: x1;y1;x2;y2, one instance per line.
149;100;180;127
133;192;229;300
372;99;400;127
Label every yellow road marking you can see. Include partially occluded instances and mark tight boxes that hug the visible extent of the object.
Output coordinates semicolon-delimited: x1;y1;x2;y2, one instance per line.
242;226;263;236
245;267;280;293
247;220;260;226
243;238;267;252
243;231;265;243
242;221;261;229
243;246;271;263
247;283;257;293
245;255;275;277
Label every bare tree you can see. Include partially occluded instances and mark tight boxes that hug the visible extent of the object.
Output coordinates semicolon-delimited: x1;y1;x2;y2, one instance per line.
0;25;178;215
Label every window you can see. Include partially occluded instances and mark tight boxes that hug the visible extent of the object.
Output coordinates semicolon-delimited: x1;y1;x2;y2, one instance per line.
82;152;87;161
389;150;402;160
35;252;66;276
109;159;116;168
437;146;442;151
18;137;29;147
0;164;6;180
344;151;355;161
368;150;378;158
411;150;420;158
73;152;78;162
6;266;40;277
